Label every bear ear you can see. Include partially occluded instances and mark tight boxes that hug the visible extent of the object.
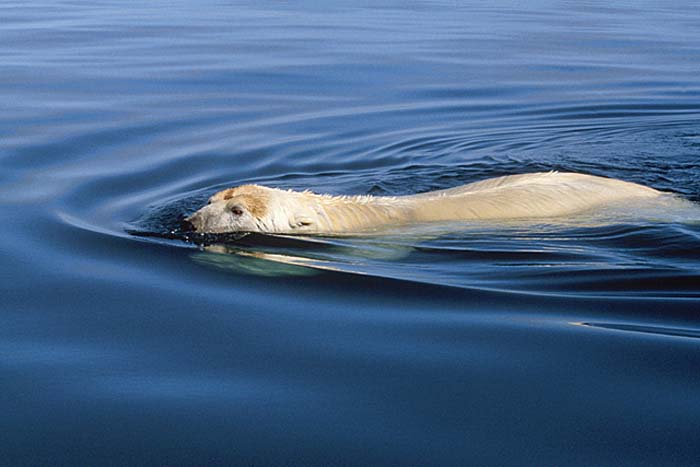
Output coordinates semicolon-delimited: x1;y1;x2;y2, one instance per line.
290;215;313;229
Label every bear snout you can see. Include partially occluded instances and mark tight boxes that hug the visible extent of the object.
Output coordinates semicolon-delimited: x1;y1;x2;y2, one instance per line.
180;216;196;232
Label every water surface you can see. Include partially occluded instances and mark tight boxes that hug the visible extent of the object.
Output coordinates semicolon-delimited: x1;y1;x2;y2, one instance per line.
2;1;700;465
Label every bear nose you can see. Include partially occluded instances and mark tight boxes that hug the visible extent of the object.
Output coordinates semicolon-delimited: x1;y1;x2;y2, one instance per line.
180;217;195;232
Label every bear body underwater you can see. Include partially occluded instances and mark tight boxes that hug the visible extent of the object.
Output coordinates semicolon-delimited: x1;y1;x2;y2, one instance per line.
182;172;664;235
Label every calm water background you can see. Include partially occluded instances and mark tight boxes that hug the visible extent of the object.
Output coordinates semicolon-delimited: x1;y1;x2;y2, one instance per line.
2;1;700;465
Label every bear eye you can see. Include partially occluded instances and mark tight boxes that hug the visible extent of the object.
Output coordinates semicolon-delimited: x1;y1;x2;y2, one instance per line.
230;205;244;216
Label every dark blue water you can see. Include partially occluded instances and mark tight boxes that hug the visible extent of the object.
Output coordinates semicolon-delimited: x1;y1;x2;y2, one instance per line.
2;1;700;465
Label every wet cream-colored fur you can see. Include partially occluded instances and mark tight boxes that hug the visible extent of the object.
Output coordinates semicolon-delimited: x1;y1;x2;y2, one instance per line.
184;172;662;234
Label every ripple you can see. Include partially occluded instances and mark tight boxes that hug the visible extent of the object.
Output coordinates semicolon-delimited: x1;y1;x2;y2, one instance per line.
574;322;700;339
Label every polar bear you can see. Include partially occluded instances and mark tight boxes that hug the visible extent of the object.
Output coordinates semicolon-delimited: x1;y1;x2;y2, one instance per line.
181;172;665;235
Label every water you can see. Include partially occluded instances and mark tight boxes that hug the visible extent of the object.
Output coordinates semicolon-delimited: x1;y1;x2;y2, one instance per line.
2;1;700;465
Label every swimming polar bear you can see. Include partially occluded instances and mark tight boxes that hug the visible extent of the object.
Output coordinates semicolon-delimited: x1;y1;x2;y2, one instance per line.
182;172;666;235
